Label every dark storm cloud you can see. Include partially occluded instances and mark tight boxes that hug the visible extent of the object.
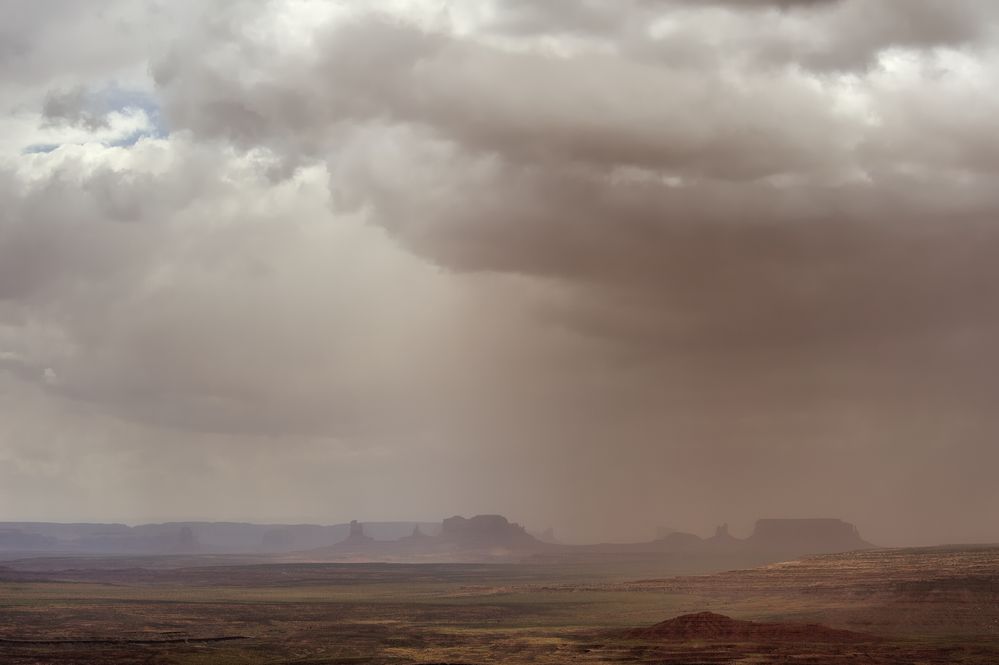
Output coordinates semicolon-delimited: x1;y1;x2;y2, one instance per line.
149;9;999;356
487;0;994;71
157;15;850;186
490;0;840;36
1;1;998;544
41;86;114;131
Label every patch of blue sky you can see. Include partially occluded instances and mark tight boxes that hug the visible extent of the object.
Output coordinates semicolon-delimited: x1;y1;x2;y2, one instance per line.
102;83;169;139
23;143;61;154
20;83;168;155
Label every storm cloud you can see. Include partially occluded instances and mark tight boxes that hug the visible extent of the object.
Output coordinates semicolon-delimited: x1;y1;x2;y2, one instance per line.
1;0;998;545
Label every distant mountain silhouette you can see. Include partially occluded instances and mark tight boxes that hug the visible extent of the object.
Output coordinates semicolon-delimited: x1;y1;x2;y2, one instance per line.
0;516;873;562
0;521;439;555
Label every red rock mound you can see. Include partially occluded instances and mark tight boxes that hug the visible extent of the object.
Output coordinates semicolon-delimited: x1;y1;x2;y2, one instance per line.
622;612;875;643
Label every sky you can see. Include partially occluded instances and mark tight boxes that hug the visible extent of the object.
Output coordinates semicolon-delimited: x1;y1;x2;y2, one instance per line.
1;0;998;546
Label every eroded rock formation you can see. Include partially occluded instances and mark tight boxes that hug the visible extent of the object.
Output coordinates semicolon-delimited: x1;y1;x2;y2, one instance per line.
622;612;876;643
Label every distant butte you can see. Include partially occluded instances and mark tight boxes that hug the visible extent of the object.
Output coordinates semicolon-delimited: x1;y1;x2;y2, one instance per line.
438;514;538;547
747;518;872;554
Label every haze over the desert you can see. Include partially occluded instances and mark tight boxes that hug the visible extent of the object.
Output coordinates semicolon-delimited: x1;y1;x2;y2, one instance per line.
2;0;999;548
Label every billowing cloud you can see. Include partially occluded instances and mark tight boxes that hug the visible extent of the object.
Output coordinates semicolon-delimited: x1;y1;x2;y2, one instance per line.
1;0;998;545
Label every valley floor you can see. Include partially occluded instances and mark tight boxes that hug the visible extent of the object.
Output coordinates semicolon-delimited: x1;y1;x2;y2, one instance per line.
1;546;997;664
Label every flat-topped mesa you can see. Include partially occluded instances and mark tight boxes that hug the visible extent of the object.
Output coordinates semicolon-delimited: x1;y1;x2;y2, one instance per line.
440;514;540;547
748;518;872;554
